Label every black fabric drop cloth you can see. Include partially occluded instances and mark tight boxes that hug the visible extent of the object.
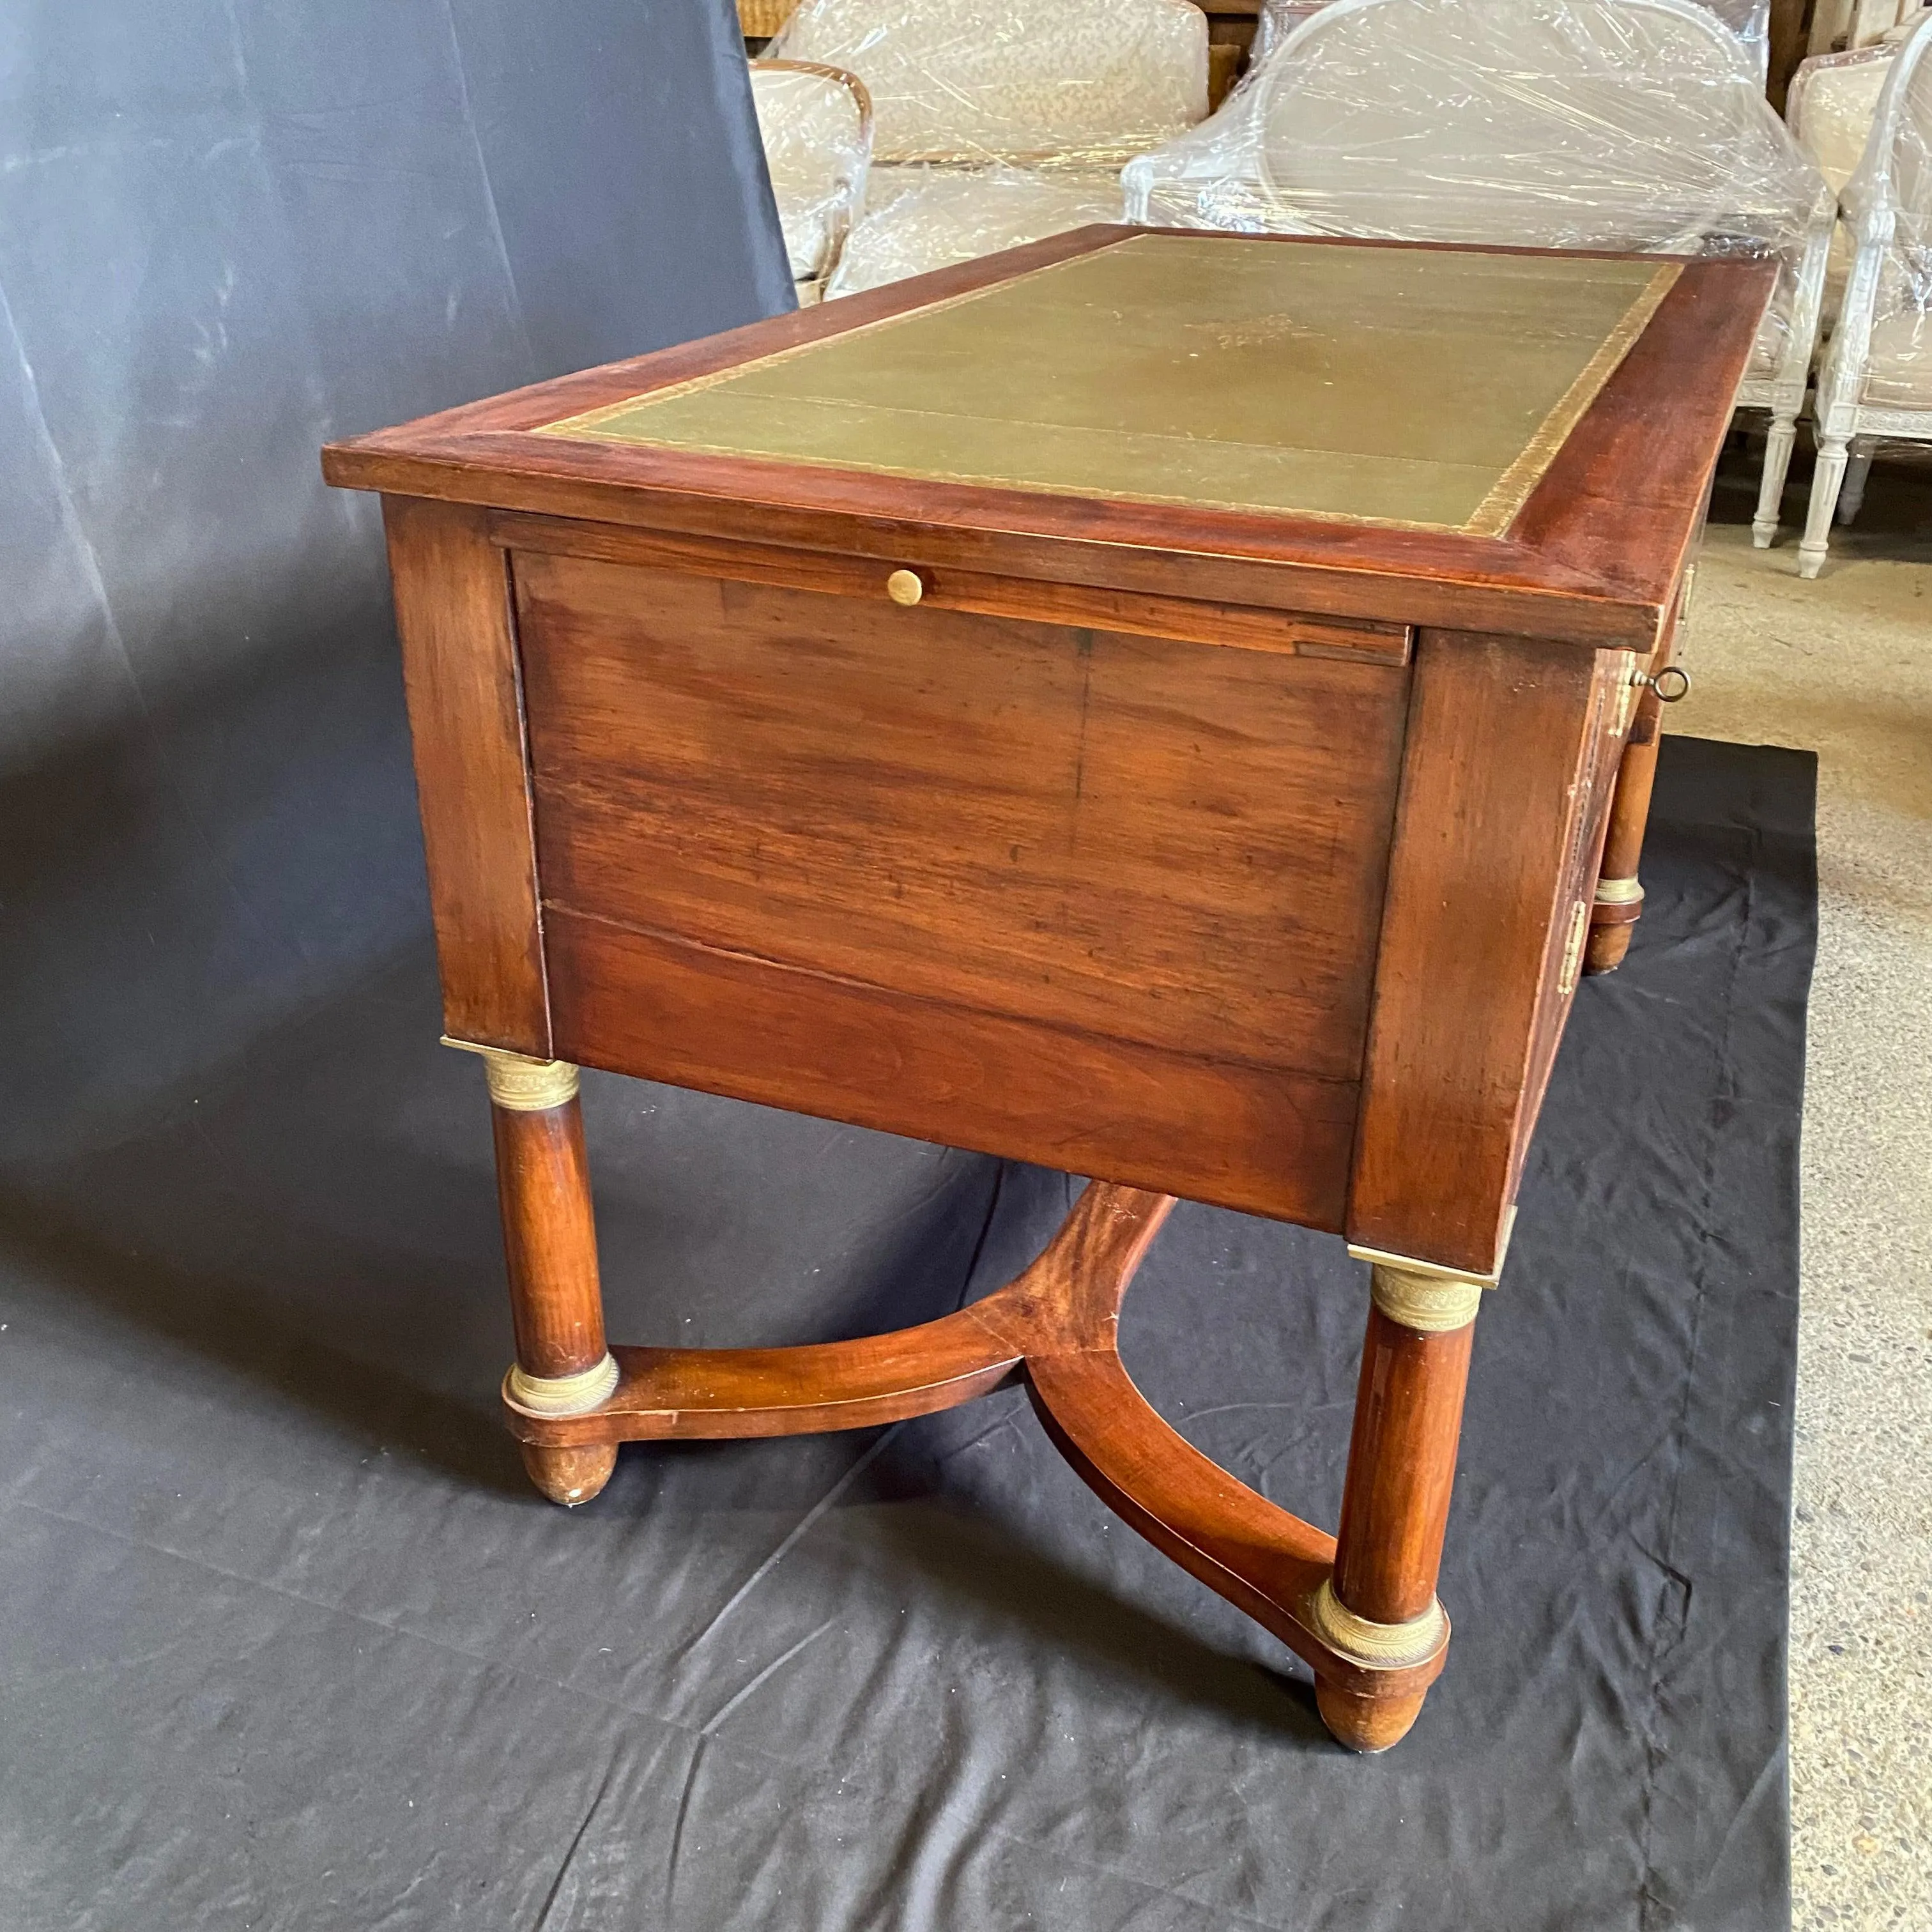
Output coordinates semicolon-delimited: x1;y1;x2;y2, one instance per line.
0;735;1814;1930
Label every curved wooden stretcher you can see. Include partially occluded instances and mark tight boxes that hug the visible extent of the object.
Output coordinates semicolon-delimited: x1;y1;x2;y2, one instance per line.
490;1068;1473;1754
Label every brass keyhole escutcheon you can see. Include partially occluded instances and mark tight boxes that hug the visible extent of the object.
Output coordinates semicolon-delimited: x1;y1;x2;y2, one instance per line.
886;568;924;606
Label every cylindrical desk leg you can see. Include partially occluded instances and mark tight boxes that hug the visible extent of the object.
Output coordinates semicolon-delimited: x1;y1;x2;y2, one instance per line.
1585;685;1664;975
480;1050;619;1507
1314;1264;1482;1752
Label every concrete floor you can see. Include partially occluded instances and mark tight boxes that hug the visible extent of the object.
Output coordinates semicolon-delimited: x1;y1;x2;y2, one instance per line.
1673;450;1931;1932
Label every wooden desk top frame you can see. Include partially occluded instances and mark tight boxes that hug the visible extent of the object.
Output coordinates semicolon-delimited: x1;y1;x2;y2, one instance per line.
325;229;1771;1754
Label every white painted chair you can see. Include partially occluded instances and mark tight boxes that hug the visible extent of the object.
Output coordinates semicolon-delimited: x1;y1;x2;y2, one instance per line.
1122;0;1834;550
768;0;1208;295
1797;8;1932;574
1788;43;1899;324
751;61;874;302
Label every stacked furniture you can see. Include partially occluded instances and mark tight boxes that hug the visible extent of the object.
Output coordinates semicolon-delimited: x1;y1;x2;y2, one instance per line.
1797;8;1932;572
1122;0;1833;551
751;60;875;302
765;0;1209;295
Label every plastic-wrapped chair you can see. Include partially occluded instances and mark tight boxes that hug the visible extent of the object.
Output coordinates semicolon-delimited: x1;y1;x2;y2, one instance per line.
1123;0;1834;549
1705;0;1774;77
829;167;1128;295
1788;43;1899;322
1798;9;1932;574
1257;1;1772;87
751;61;874;302
1253;1;1330;68
769;0;1208;295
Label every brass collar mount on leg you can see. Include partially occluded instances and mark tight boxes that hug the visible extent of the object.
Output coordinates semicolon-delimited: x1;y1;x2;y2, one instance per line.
443;1037;580;1111
504;1354;621;1417
1307;1578;1449;1671
1348;1208;1515;1333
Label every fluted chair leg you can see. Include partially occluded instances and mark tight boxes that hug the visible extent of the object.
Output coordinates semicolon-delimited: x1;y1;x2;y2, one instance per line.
1752;410;1798;548
1799;433;1850;579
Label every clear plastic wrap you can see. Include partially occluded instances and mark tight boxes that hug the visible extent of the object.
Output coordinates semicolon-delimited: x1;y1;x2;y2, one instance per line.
751;61;875;285
1790;45;1899;191
1705;0;1774;76
1809;0;1920;56
1822;12;1932;411
768;0;1208;165
1788;43;1898;315
825;164;1124;296
1123;0;1830;379
1251;1;1327;68
1253;1;1774;89
1126;0;1819;252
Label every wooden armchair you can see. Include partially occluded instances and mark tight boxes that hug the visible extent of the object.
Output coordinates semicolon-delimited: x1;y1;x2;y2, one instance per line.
1122;0;1834;552
751;60;875;300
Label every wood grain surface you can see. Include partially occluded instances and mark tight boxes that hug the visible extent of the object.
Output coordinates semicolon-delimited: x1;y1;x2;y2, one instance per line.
1347;629;1615;1273
383;498;549;1054
516;549;1408;1080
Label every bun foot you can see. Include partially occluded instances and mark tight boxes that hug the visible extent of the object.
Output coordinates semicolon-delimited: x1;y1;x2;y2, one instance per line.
1316;1683;1427;1754
1583;922;1634;974
521;1441;618;1506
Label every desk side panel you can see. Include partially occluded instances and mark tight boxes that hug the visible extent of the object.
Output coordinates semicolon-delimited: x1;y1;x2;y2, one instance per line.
547;909;1359;1227
1347;629;1625;1274
512;537;1410;1222
382;496;550;1054
516;550;1407;1082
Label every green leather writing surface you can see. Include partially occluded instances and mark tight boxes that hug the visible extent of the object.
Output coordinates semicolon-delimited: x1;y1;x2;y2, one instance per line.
539;234;1677;534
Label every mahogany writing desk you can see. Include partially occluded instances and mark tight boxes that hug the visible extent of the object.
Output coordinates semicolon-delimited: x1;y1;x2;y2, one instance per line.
323;229;1770;1752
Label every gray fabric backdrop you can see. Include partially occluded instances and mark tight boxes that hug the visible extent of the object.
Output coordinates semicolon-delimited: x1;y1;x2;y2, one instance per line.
0;0;792;1161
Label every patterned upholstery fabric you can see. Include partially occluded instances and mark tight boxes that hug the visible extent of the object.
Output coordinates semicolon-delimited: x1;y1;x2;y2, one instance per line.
770;0;1206;164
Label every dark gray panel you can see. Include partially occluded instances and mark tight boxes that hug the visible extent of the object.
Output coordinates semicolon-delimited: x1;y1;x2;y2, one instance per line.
0;0;789;1155
0;283;131;765
448;0;795;369
234;0;535;432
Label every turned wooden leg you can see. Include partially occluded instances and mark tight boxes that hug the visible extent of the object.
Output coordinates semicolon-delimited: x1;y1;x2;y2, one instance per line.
1584;683;1663;976
473;1048;619;1506
1314;1254;1485;1752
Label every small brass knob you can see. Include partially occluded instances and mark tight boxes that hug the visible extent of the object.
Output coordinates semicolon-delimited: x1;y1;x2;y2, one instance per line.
885;568;924;606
